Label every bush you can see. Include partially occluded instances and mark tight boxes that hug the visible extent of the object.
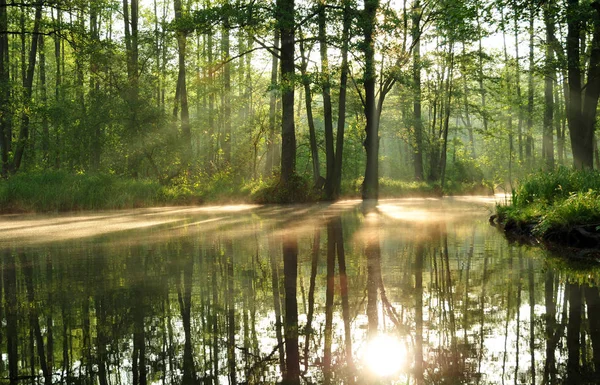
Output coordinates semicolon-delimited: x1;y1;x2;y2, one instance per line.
251;173;318;204
496;168;600;240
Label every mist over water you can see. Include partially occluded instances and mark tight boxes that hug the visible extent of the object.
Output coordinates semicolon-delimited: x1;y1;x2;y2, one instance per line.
0;197;597;384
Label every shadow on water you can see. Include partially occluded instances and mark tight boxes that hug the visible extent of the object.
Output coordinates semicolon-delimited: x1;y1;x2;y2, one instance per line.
1;197;600;384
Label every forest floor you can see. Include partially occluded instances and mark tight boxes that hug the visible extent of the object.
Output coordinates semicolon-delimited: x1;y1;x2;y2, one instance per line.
492;168;600;250
0;170;493;213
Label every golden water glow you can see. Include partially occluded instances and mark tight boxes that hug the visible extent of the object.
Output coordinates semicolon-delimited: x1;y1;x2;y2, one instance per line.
363;334;406;377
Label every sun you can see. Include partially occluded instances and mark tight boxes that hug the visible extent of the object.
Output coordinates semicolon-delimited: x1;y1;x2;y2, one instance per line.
363;334;406;377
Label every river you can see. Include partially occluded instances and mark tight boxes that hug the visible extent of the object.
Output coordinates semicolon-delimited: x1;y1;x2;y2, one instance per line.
0;197;597;384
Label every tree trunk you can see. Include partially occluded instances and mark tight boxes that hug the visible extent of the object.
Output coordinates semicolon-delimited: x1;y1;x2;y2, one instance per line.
174;0;191;157
319;0;335;199
362;0;380;200
0;0;11;176
333;0;351;198
266;32;280;176
222;12;231;165
513;12;525;165
278;0;296;185
12;0;43;172
412;1;424;180
566;0;600;169
543;2;555;170
529;4;538;168
476;0;488;132
299;37;321;185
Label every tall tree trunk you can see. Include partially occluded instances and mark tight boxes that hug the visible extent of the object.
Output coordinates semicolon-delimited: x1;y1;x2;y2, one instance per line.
207;32;215;169
39;33;49;168
412;1;425;179
528;4;537;168
319;0;335;199
566;0;600;169
12;0;43;172
544;2;555;170
278;0;296;185
333;0;351;198
52;9;61;169
362;0;380;200
266;32;280;176
299;37;320;185
460;42;475;158
0;0;11;175
513;11;525;165
174;0;191;157
476;0;488;132
222;13;232;165
440;46;454;188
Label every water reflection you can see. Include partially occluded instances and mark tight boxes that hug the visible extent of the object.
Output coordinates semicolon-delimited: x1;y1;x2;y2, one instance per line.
0;198;599;384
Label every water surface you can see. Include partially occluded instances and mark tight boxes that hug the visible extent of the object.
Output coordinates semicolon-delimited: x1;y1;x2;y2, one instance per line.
0;197;597;384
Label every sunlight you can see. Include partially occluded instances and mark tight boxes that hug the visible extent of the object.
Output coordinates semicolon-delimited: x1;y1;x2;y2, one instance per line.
363;334;406;377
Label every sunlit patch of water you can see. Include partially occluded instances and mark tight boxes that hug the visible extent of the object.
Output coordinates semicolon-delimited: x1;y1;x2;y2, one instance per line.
362;334;407;377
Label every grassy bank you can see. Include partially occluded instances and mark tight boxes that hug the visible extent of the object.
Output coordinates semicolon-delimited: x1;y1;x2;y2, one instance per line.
0;171;202;212
0;171;494;213
495;168;600;248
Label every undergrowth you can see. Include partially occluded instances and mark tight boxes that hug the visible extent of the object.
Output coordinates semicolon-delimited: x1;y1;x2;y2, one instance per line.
496;167;600;238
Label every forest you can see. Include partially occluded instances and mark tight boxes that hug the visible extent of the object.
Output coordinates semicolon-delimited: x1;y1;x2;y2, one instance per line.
0;0;599;206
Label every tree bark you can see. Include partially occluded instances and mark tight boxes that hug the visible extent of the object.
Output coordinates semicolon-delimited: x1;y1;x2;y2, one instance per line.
12;0;43;172
566;0;600;169
278;0;296;185
0;0;11;175
543;2;555;170
412;1;424;180
362;0;380;200
333;0;351;198
319;0;335;199
174;0;191;157
222;11;231;165
265;32;280;176
299;36;320;185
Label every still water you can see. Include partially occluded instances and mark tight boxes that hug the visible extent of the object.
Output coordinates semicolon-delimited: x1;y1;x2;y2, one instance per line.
0;197;598;385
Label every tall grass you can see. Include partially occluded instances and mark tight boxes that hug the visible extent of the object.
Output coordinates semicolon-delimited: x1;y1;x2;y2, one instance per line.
0;171;198;212
497;168;600;237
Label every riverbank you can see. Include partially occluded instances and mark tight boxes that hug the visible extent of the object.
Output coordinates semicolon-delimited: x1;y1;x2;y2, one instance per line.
0;171;493;213
493;168;600;249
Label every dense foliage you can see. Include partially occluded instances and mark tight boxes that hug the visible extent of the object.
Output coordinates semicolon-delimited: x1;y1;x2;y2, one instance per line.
0;0;598;205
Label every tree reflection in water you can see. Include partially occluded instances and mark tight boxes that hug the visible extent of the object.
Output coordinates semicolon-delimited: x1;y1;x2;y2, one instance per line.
1;199;600;384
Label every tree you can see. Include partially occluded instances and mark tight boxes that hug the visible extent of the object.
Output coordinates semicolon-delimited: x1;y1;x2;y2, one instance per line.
565;0;600;169
278;0;297;185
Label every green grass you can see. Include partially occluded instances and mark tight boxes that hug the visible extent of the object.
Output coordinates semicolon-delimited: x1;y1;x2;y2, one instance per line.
496;167;600;238
342;177;492;198
0;171;200;212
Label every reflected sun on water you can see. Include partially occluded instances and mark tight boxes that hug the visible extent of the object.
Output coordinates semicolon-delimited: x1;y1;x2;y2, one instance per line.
363;334;407;377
